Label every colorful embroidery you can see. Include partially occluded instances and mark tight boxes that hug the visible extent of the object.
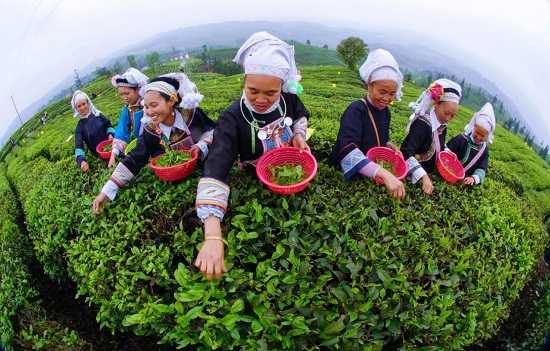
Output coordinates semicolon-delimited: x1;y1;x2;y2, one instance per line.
196;178;230;212
406;157;422;175
260;116;293;152
414;116;439;162
292;116;308;139
170;135;194;151
200;129;214;145
341;148;367;176
110;163;135;188
112;138;128;153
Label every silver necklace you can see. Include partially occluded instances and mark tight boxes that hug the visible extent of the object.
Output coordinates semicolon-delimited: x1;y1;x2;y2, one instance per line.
240;95;290;140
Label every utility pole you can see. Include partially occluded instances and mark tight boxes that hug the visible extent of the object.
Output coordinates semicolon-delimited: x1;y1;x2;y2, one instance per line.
10;95;23;126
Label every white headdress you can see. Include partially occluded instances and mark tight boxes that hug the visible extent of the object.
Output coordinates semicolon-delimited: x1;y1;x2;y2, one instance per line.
233;31;302;94
408;78;462;117
111;68;149;90
359;49;403;101
465;102;496;143
406;79;462;132
141;73;203;110
71;90;100;117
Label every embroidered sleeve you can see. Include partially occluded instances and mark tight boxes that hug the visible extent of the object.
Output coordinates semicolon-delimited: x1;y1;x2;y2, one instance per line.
406;157;427;184
112;139;128;156
199;128;214;145
472;169;486;184
292;116;308;139
195;177;230;216
109;162;135;189
340;148;371;181
196;129;214;160
75;147;86;165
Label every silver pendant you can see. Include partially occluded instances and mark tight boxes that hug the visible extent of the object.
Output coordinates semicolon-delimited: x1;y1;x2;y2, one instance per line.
283;117;292;126
257;129;267;140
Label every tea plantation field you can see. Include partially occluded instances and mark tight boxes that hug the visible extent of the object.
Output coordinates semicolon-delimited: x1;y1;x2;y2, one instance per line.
1;62;550;350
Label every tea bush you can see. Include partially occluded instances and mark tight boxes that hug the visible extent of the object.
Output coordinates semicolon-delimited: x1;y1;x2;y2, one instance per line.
0;168;91;351
1;64;550;350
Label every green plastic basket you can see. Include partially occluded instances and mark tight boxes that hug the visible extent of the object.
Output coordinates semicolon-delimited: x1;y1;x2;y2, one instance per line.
125;139;137;155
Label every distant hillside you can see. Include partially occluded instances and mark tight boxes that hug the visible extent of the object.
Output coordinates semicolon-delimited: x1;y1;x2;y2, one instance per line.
5;21;530;144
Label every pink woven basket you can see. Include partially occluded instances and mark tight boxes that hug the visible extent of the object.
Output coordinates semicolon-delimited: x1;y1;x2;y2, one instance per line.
437;151;465;183
256;147;317;195
149;150;198;182
96;140;112;160
366;146;407;184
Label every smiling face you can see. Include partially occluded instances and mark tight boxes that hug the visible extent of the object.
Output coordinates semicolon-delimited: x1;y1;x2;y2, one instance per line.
434;101;459;124
244;74;282;113
367;80;398;110
144;90;175;126
472;124;489;143
117;86;140;106
75;99;90;117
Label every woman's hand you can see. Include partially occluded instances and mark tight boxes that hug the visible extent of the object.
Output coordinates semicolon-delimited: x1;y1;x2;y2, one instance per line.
108;134;114;142
108;152;117;169
386;142;403;158
195;216;227;281
92;193;108;214
189;145;202;157
463;176;476;186
292;133;310;153
80;161;89;172
376;167;405;199
421;174;434;195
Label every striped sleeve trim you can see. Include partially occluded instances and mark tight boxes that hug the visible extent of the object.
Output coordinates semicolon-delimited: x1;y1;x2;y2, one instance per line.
195;177;230;213
109;162;134;188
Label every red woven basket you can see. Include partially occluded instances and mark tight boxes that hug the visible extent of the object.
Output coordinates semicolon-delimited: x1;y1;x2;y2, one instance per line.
96;140;112;160
437;151;465;183
149;150;198;182
256;147;318;195
366;146;408;184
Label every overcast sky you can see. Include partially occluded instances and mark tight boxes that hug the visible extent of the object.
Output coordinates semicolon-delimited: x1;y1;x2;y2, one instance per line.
1;0;550;145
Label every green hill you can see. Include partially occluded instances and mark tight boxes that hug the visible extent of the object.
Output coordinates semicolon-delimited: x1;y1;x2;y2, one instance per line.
0;64;549;350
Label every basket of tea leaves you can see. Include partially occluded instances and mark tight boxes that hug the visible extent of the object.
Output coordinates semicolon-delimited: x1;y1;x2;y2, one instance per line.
437;151;465;183
366;146;407;184
149;149;198;181
96;140;113;160
256;147;317;194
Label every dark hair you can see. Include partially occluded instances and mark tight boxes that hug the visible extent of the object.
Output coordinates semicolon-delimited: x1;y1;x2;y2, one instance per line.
443;87;461;98
147;76;181;102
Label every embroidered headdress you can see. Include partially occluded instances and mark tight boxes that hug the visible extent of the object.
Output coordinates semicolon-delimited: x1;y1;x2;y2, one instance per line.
141;73;203;110
233;31;302;94
406;78;462;132
111;67;149;89
465;102;496;143
359;49;404;101
71;90;100;117
408;78;462;117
